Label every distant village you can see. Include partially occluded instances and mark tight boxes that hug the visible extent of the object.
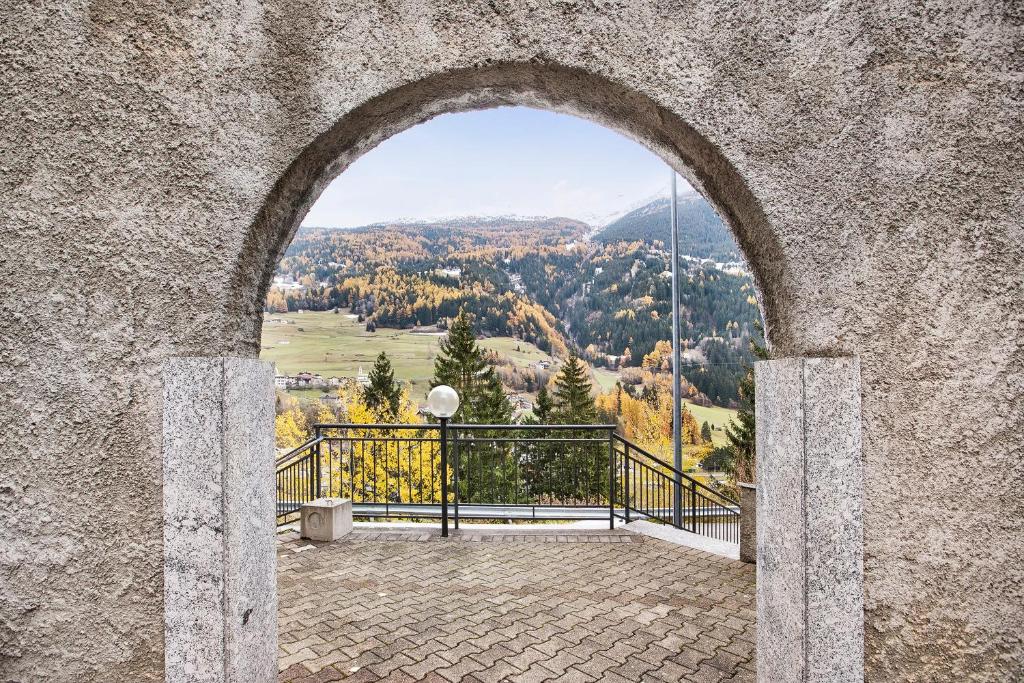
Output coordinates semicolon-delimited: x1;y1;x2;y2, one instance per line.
275;366;539;419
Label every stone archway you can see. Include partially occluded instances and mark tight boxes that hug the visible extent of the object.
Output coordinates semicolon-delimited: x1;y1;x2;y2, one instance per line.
161;63;864;683
7;3;1018;681
223;63;794;360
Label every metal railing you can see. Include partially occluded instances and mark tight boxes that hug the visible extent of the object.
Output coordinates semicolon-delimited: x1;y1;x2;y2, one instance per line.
610;435;740;543
275;422;740;543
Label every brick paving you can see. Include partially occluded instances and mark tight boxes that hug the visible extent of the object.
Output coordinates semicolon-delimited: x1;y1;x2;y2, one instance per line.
277;527;756;682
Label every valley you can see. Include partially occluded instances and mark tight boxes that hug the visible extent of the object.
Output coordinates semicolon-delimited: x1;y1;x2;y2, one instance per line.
265;196;762;408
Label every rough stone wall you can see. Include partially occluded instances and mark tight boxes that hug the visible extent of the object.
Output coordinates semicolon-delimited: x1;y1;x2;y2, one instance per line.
0;1;1020;681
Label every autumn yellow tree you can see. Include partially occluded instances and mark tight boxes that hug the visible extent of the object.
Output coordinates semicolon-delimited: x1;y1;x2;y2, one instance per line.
322;384;446;505
275;409;308;450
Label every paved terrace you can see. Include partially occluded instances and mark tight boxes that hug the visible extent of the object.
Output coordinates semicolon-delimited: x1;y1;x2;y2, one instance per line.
277;526;756;682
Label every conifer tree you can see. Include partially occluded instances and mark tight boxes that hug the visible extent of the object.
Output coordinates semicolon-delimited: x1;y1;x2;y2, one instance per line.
550;354;601;497
431;309;510;424
363;351;402;419
724;328;768;482
479;372;513;424
701;420;713;443
552;354;597;424
533;384;553;423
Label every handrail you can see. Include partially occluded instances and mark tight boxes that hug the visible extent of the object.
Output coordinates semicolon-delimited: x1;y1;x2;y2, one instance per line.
313;423;439;430
275;436;325;468
274;422;740;542
450;423;617;431
613;434;739;508
284;426;735;505
312;422;617;431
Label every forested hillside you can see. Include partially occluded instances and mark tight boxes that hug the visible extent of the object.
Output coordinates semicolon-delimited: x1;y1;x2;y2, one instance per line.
595;195;739;262
268;212;761;405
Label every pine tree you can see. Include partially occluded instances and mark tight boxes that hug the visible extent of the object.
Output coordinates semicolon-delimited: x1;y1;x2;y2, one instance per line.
363;351;401;419
552;354;597;424
701;420;713;443
550;354;601;497
479;372;513;424
644;383;660;408
533;384;553;422
431;309;510;424
724;328;768;483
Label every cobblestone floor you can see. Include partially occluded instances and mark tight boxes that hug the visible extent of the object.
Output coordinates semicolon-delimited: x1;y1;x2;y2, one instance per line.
277;527;756;682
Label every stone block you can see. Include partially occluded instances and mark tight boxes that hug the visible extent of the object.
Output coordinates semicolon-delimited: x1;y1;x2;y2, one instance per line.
755;357;863;683
300;498;353;541
163;357;277;683
738;483;756;564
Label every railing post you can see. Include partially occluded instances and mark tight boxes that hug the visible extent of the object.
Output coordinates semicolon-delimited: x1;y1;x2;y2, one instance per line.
439;417;449;538
608;429;615;530
313;426;322;500
452;427;460;531
690;479;697;533
624;441;631;524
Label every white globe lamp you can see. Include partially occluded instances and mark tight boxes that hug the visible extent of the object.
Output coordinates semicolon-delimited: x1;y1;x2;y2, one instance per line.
426;385;460;419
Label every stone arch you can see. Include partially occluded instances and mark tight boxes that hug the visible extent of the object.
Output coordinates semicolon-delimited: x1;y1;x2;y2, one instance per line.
226;61;793;357
171;59;866;683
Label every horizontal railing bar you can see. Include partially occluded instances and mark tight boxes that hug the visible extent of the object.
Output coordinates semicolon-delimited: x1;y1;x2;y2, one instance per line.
616;435;739;507
450;423;617;431
322;437;439;444
448;440;606;446
274;436;325;467
312;422;617;431
314;423;439;430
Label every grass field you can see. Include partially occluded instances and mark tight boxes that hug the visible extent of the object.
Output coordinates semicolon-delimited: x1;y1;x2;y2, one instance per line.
261;311;554;396
592;367;621;392
684;400;737;431
478;336;553;368
261;311;739;431
261;312;441;386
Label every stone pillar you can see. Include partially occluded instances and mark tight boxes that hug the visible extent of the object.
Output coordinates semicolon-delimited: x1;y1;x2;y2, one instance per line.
163;358;277;683
738;483;756;564
755;357;863;683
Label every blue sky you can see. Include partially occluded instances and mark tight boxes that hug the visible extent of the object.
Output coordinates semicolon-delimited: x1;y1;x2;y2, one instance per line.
302;106;689;228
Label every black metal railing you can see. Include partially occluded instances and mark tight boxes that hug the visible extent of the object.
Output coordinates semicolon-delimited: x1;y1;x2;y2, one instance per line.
275;422;740;543
610;435;740;543
275;436;325;519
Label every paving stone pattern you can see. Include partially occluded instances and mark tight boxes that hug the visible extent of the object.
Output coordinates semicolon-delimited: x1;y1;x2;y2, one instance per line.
277;528;756;682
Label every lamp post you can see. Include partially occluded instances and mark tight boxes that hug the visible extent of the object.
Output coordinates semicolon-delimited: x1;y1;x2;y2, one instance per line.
670;171;684;528
427;385;460;537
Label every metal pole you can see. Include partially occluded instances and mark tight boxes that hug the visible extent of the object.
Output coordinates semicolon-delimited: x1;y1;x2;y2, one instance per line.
624;441;631;524
313;425;322;501
608;429;615;530
452;427;460;530
440;417;449;538
670;171;683;528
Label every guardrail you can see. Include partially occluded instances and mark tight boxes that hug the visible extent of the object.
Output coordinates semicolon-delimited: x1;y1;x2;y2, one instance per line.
276;422;740;543
610;435;740;543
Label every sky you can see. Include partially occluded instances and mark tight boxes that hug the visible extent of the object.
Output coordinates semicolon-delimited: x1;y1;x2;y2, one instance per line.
301;106;691;229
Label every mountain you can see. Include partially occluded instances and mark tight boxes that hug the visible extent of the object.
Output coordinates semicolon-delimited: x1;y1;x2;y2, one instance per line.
594;196;740;262
269;211;761;405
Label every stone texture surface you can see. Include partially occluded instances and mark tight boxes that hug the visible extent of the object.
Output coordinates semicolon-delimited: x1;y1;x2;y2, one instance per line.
276;527;756;683
1;2;1021;680
754;359;807;682
300;498;353;542
756;358;864;682
163;358;277;683
738;484;756;565
802;358;863;683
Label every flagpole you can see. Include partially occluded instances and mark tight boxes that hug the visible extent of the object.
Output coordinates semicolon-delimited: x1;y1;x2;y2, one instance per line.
670;171;683;528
